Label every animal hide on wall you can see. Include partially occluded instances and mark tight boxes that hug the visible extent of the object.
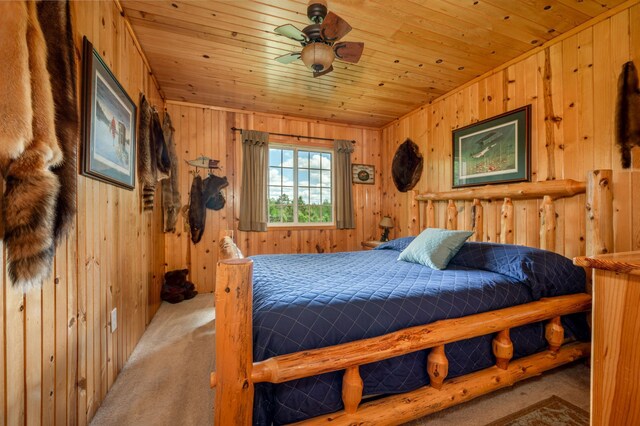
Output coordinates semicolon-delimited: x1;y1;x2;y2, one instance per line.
189;175;206;244
3;1;63;290
37;0;79;243
162;112;181;232
138;95;170;210
392;138;423;192
0;2;32;168
138;94;156;210
152;107;170;181
616;61;640;168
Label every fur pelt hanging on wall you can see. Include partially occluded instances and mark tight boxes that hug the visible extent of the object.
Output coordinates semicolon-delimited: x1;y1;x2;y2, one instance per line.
138;94;156;210
37;0;79;243
162;113;181;232
0;2;33;169
615;61;640;168
138;95;171;211
189;175;206;244
3;1;63;290
153;107;170;182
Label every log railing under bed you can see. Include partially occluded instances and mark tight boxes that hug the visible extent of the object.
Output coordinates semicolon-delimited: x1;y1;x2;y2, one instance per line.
211;170;613;425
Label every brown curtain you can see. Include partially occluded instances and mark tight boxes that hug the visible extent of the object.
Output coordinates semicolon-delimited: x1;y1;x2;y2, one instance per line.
334;139;355;229
239;130;269;231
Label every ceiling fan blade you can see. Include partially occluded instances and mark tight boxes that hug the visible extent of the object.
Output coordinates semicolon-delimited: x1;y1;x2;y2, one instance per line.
274;52;301;64
274;24;307;42
320;12;352;42
333;42;364;63
313;65;333;78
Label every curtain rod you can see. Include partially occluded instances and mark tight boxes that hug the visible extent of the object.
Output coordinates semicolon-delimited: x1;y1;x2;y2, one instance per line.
230;127;355;144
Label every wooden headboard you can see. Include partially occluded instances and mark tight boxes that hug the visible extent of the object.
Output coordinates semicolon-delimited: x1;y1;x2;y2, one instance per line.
413;169;613;258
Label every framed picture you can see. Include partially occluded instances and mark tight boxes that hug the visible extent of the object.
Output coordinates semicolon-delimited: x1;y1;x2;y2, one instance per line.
352;164;375;184
452;105;531;188
81;37;136;189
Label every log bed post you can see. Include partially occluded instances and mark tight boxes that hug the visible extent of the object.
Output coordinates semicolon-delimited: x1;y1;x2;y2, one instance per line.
426;200;435;228
342;366;363;414
545;317;564;354
540;196;556;252
427;345;448;390
446;200;458;230
214;231;254;426
500;198;514;244
472;199;483;242
492;329;513;370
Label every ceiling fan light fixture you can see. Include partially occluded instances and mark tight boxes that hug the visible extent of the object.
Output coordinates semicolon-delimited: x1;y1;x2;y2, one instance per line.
301;42;334;72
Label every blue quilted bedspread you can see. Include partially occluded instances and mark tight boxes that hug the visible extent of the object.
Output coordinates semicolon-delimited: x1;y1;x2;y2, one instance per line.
250;241;588;425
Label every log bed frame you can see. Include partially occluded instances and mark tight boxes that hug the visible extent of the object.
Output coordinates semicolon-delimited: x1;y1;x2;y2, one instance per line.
211;169;613;425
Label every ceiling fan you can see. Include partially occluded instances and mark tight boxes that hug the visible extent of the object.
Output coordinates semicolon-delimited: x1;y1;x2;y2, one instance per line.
273;0;364;77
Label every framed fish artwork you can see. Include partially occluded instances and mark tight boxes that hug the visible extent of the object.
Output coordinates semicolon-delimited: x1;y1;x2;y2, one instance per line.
452;105;531;188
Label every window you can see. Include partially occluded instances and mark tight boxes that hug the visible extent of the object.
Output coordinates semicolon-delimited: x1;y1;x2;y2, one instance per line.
268;146;333;225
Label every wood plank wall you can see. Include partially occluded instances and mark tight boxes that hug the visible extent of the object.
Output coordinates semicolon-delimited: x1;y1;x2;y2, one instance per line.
381;3;640;258
164;102;382;293
1;1;165;425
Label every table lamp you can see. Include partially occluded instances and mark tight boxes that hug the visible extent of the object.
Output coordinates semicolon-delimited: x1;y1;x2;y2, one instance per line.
379;216;394;242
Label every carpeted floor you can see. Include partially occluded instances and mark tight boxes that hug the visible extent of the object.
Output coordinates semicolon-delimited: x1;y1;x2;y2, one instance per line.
90;294;590;426
90;294;216;426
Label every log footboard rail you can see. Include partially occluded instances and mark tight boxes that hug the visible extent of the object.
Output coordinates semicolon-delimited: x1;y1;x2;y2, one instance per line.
212;170;612;425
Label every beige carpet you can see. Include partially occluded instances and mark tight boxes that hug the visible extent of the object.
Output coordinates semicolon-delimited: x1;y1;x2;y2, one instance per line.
90;294;215;426
90;294;590;426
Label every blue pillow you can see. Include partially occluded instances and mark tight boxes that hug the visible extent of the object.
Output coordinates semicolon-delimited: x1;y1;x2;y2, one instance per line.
398;228;473;270
449;242;586;299
374;237;416;252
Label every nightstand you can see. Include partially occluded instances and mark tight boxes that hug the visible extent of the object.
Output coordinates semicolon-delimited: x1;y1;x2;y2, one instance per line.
574;251;640;426
361;240;383;250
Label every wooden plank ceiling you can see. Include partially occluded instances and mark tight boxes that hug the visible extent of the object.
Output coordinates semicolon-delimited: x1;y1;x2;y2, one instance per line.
122;0;626;127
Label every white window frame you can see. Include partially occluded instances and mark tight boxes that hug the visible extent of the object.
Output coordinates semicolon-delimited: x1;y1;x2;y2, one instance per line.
267;143;335;227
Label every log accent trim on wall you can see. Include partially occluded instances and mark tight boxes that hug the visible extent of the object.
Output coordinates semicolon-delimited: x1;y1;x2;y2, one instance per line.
542;48;561;181
415;179;586;201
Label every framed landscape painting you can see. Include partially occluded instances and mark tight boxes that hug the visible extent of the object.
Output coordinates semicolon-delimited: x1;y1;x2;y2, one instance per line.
81;37;136;189
452;105;531;188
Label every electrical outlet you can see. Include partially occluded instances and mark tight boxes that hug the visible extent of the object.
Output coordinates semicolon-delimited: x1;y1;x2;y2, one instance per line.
111;308;117;333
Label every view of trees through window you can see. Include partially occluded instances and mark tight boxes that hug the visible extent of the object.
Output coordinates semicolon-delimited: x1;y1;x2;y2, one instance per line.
268;147;333;225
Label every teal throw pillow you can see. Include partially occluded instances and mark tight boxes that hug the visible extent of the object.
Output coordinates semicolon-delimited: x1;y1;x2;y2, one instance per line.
398;228;474;270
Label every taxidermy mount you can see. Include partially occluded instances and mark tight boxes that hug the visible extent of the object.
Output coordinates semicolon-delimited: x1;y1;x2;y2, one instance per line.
615;60;640;168
392;138;424;192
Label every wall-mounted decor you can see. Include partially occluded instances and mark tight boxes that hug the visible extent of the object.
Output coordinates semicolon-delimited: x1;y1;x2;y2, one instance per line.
392;138;423;192
452;105;531;188
615;60;640;169
352;163;375;184
81;36;136;189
